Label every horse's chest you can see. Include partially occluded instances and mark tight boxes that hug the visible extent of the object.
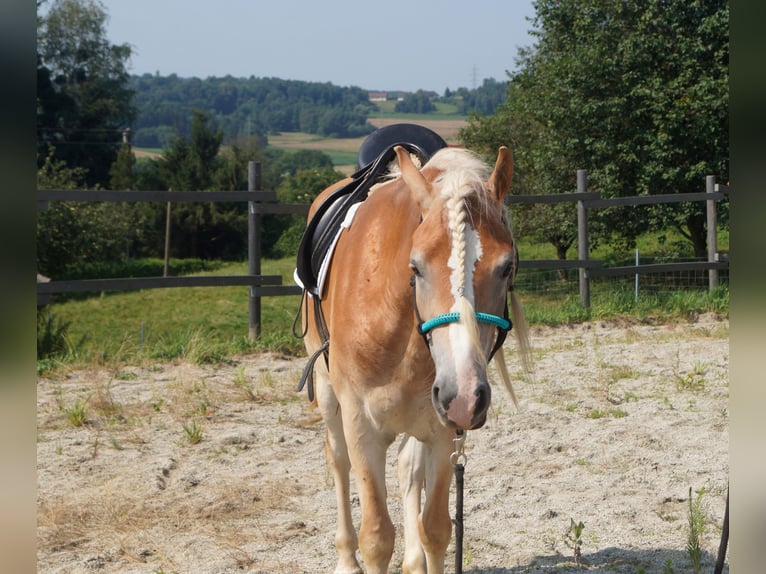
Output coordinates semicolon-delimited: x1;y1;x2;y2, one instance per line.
362;382;438;438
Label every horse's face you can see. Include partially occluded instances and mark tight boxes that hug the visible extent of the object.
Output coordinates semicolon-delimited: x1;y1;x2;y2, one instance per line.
398;146;515;430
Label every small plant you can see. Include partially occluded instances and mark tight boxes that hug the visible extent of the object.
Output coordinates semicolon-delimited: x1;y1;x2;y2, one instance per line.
182;420;203;445
672;351;707;392
65;398;88;427
37;308;72;360
663;558;675;573
687;486;706;573
565;518;585;565
234;366;258;401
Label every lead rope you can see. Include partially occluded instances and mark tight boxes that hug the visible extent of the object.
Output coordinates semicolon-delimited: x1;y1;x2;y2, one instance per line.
451;430;467;574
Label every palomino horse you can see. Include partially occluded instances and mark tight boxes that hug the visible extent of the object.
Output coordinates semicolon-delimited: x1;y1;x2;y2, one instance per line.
299;144;530;573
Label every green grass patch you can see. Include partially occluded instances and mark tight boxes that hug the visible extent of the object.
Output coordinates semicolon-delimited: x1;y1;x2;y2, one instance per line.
319;149;359;166
40;259;304;369
369;101;465;119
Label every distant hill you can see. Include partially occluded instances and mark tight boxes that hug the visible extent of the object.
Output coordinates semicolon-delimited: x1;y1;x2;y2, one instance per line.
128;74;508;148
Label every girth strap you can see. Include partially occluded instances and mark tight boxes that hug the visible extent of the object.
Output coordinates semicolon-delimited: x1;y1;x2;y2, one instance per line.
295;293;330;401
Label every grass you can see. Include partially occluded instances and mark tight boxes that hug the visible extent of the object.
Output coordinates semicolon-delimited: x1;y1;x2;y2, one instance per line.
368;100;465;119
40;258;303;369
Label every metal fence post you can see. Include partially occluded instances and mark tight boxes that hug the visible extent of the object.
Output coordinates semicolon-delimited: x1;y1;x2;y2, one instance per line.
706;175;719;292
577;169;590;308
248;161;262;340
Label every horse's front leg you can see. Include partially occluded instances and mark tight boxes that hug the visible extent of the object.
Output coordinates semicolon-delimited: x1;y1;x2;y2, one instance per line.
419;433;454;574
343;409;396;574
315;374;362;574
397;434;426;574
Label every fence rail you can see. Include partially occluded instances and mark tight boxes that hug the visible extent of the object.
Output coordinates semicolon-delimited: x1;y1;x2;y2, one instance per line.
37;166;729;332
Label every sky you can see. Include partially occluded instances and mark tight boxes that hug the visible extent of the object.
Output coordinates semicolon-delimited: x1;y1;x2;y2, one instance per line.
96;0;538;93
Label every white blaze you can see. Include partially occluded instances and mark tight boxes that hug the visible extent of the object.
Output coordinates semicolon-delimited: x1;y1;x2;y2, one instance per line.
447;226;481;304
447;226;482;366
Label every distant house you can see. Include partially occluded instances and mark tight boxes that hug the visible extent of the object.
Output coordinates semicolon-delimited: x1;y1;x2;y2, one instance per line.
368;91;387;102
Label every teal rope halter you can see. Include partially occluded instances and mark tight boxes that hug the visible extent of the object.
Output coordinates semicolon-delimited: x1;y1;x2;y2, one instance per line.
419;311;511;334
410;274;512;360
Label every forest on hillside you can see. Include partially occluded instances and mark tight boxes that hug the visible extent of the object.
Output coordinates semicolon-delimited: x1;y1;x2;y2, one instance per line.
129;74;510;148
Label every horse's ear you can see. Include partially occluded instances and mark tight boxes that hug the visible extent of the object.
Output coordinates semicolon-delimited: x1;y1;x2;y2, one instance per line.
395;145;431;211
488;146;514;203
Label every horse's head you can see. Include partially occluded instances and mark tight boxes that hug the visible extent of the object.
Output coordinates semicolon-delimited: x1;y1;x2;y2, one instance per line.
396;145;518;430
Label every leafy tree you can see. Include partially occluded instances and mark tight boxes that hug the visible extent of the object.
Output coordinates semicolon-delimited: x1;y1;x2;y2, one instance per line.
270;165;346;258
395;90;436;114
159;111;231;259
441;79;509;115
109;142;135;190
462;0;728;259
37;0;135;187
37;148;138;277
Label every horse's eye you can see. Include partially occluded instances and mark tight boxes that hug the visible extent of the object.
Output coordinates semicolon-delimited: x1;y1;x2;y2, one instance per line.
501;261;514;279
410;262;421;277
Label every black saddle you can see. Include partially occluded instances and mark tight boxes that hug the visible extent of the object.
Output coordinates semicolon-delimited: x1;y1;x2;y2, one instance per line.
295;123;447;296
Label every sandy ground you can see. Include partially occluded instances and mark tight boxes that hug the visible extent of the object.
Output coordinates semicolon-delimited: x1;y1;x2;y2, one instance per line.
37;315;729;573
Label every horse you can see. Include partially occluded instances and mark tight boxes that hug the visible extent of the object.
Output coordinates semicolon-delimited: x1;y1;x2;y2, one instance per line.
298;144;531;574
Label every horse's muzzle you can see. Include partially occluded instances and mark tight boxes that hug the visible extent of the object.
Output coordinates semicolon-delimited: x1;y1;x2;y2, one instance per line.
432;379;491;430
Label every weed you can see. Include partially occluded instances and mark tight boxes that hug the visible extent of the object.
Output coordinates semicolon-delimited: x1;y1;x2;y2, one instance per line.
37;307;77;360
672;350;707;392
65;398;88;427
663;558;675;573
586;407;627;419
687;486;706;573
92;378;122;420
234;366;258;401
182;420;203;445
564;518;585;565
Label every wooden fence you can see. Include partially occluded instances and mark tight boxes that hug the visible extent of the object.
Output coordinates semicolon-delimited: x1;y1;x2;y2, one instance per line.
37;162;309;339
506;170;730;306
37;165;728;338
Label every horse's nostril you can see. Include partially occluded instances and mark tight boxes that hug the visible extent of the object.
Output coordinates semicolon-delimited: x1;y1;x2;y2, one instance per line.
474;384;491;417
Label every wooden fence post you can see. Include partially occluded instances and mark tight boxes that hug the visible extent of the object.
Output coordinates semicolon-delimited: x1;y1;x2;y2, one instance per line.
163;188;172;277
577;169;590;308
248;162;262;340
706;175;719;292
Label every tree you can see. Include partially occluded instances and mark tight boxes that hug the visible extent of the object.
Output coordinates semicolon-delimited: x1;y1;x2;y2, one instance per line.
271;165;346;258
159;111;227;259
37;148;138;277
109;141;135;190
462;0;729;259
37;0;135;187
395;90;436;114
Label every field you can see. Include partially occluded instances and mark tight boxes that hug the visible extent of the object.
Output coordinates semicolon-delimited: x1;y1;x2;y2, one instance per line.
268;117;468;174
37;316;728;573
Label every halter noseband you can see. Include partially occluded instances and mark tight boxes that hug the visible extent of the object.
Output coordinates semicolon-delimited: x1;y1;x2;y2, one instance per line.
411;275;512;361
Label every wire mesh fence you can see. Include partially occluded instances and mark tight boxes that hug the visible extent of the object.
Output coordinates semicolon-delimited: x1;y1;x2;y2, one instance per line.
515;256;729;301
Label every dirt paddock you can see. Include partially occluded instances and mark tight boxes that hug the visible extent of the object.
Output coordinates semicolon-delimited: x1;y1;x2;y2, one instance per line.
37;316;729;573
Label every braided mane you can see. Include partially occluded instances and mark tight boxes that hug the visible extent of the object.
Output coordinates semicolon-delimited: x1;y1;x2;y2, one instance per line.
427;148;497;367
